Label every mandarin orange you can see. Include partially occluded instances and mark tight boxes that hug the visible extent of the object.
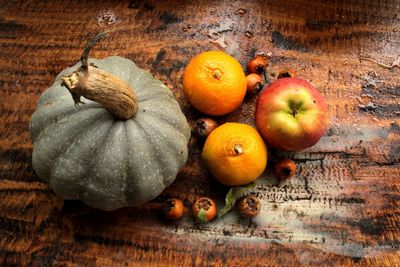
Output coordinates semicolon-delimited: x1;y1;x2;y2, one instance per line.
202;123;267;186
182;51;246;116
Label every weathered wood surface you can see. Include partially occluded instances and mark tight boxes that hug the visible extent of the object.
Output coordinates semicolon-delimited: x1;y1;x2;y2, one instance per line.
0;0;399;266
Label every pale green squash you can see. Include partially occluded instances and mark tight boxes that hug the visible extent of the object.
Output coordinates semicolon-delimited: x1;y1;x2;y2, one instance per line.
29;56;190;211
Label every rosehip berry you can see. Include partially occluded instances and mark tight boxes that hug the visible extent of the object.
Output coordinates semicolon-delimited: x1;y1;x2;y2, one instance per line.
246;73;264;94
194;118;218;139
163;198;184;220
277;68;297;79
274;159;296;180
192;197;217;223
247;55;268;75
237;195;261;218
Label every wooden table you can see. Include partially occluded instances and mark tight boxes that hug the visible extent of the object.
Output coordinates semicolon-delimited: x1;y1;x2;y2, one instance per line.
1;0;399;266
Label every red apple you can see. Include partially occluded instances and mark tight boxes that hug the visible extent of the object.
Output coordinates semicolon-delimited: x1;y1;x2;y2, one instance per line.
255;77;328;151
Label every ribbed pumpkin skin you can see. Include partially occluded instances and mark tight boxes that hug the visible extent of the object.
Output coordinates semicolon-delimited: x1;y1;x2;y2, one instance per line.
29;56;191;211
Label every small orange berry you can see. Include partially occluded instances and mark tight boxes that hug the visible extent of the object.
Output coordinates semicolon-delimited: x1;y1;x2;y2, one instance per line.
163;198;184;220
194;118;218;139
246;73;264;94
237;195;261;218
247;55;268;75
192;197;217;223
277;68;297;79
274;159;296;180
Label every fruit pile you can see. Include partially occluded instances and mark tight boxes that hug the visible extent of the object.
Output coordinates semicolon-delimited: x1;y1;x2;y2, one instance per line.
163;50;329;222
29;34;328;215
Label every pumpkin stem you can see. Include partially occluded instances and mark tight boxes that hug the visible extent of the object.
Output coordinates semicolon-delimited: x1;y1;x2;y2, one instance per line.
61;32;138;120
80;32;108;70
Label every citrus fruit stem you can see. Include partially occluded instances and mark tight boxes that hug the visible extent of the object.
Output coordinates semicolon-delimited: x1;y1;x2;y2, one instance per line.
234;144;243;155
212;70;222;80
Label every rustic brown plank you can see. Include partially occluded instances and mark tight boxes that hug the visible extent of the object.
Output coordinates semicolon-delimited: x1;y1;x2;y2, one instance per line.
0;0;399;266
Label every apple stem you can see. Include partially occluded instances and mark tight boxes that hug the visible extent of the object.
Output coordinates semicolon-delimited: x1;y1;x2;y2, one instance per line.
291;109;298;117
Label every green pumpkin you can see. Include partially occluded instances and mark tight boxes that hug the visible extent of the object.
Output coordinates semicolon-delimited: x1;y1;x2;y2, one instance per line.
29;56;190;210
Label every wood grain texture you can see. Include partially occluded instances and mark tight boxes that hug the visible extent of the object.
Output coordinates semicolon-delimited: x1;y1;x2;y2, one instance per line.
0;0;399;266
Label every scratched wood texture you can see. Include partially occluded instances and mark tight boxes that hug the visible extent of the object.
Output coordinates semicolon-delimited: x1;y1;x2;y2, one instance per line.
0;0;399;266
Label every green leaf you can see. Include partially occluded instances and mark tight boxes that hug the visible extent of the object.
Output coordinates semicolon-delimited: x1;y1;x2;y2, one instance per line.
218;182;256;218
197;209;208;223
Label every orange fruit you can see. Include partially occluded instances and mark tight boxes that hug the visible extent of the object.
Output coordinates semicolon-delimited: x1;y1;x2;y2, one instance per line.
202;123;267;186
182;51;247;116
